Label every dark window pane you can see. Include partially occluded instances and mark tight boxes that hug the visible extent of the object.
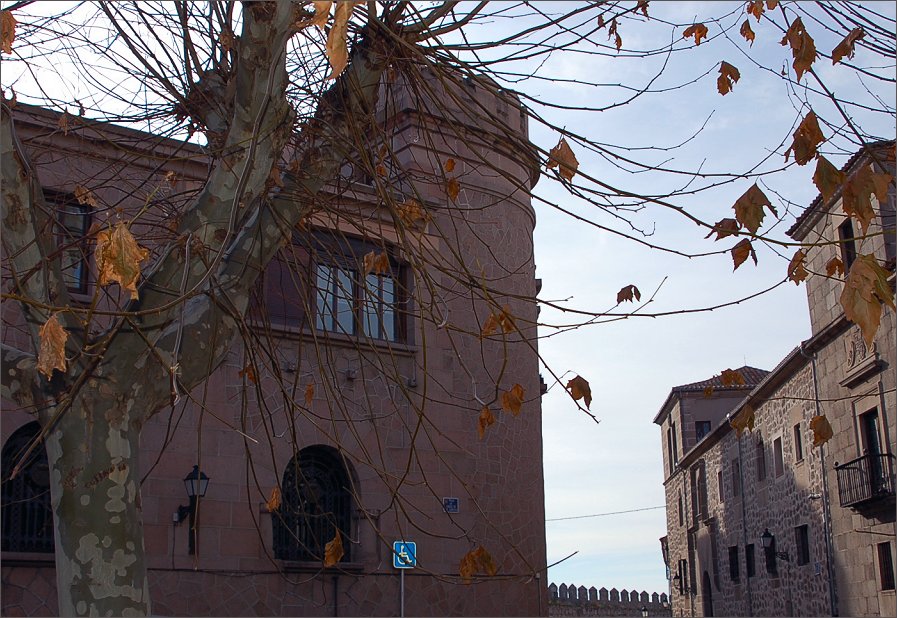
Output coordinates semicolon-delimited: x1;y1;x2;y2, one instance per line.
879;542;895;591
1;423;55;553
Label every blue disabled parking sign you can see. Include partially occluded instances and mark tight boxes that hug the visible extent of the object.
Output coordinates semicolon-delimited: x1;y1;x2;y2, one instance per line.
393;541;417;569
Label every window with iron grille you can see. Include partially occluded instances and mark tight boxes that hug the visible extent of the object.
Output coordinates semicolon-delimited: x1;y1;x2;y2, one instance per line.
1;422;55;553
878;542;895;591
272;446;352;562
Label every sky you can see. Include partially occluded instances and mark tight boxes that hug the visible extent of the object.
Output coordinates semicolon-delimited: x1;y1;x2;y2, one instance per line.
2;0;894;600
502;1;896;596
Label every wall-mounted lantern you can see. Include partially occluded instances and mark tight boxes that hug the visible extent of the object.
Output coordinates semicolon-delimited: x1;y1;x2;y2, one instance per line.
175;465;210;555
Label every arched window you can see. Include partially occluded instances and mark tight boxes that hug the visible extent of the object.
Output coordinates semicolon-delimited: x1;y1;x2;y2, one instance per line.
1;422;55;553
273;446;352;562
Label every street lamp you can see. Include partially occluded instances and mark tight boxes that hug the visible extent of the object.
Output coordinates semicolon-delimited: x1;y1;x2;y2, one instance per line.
760;528;789;575
175;465;210;555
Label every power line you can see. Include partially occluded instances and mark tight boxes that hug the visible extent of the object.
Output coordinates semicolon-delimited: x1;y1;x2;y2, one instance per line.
546;505;665;522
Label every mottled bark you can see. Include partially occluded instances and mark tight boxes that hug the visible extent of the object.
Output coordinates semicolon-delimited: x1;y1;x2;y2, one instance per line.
1;3;392;615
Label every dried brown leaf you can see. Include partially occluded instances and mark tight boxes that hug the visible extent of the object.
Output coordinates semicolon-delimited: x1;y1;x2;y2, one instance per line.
746;1;764;21
826;256;845;277
266;487;281;512
546;137;579;182
566;375;592;410
444;158;456;173
305;383;315;406
397;198;427;227
717;62;740;95
780;17;817;82
733;184;776;234
705;218;741;241
787;249;808;285
720;368;746;387
683;23;709;46
363;251;390;275
1;10;16;55
785;111;825;165
95;222;150;299
740;20;755;45
729;404;755;437
810;415;833;447
239;364;257;384
74;184;99;208
501;384;525;416
38;313;68;378
616;284;641;303
446;177;460;202
812;155;845;203
840;253;896;346
324;530;344;567
831;27;864;65
477;406;495;440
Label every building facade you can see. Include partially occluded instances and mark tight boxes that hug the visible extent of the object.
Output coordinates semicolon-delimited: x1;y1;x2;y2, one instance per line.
655;141;896;617
1;68;549;616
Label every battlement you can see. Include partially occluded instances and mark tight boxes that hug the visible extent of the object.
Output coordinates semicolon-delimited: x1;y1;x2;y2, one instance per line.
548;583;671;617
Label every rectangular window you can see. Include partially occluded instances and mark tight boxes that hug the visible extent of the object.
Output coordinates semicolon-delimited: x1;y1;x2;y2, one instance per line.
773;437;784;477
690;462;708;522
729;545;740;581
672;423;679;467
718;470;724;502
879;542;895;591
795;524;810;565
261;232;404;341
695;420;711;442
746;544;756;578
678;492;683;526
838;219;857;272
678;559;689;595
794;423;804;462
53;193;90;293
667;426;676;475
732;459;741;497
756;439;767;481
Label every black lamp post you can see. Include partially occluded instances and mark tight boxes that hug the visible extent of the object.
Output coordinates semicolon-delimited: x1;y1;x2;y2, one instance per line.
760;528;789;574
176;465;210;555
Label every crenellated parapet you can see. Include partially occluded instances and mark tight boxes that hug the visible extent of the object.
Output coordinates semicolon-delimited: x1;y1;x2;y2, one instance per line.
548;583;671;617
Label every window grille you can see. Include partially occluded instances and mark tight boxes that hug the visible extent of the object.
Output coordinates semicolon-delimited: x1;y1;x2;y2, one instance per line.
272;446;352;562
1;423;55;553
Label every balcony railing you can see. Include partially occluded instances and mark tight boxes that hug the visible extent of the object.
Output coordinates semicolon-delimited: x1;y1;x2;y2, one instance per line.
835;453;895;508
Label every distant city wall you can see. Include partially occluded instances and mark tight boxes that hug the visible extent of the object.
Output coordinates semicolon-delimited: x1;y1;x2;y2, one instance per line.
548;583;671;617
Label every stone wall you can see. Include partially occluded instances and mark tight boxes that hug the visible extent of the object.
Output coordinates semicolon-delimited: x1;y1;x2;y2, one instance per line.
548;583;670;617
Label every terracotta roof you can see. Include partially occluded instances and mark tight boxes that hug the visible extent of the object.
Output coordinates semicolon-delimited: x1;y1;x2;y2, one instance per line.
671;365;769;392
786;139;896;239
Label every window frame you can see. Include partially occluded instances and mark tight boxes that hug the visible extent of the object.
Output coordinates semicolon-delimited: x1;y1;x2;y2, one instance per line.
746;543;756;578
755;439;767;482
1;422;55;554
728;545;740;582
878;542;895;591
48;190;91;294
794;524;810;566
259;231;408;343
793;423;804;463
695;420;711;442
272;445;354;564
773;436;784;478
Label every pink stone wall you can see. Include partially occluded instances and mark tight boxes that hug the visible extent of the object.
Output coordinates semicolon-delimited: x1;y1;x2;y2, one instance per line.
2;69;548;617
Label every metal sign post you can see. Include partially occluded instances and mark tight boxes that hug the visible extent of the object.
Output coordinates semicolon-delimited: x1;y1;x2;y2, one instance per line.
393;541;416;618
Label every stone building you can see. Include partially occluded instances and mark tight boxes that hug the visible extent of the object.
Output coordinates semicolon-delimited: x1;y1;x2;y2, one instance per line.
654;141;896;617
1;68;548;616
